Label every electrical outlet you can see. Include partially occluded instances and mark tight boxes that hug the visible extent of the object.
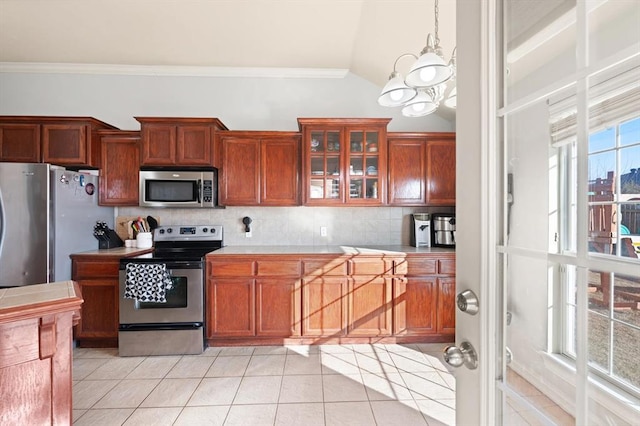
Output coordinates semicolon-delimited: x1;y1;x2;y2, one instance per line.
320;226;327;237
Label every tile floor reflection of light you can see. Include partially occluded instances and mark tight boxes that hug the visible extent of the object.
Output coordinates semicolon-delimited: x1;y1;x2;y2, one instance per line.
72;343;456;426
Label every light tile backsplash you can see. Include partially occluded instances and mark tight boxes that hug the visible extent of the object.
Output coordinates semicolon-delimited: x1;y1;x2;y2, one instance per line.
117;206;455;247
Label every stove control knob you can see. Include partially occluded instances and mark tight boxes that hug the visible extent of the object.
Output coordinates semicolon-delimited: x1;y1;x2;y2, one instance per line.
202;228;208;233
158;229;165;234
210;228;216;233
167;228;173;233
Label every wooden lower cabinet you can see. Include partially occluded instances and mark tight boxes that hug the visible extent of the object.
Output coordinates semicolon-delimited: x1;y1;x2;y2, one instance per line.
72;258;120;347
208;278;255;337
394;253;456;339
394;277;437;335
437;277;456;334
70;250;153;347
348;276;392;336
302;276;348;337
74;278;119;340
206;251;455;345
206;258;302;341
256;278;301;337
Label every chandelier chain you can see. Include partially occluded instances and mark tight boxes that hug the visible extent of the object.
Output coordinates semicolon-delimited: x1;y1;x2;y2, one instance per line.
434;0;440;47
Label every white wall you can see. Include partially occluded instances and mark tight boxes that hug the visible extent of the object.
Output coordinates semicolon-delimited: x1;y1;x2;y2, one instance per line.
0;69;455;245
0;70;454;132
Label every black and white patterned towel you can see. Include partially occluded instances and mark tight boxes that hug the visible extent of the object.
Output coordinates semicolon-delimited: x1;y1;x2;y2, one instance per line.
124;263;171;303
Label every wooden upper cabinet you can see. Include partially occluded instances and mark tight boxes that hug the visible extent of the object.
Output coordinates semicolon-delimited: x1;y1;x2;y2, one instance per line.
298;118;390;206
0;116;117;167
0;123;41;162
217;131;300;206
427;137;456;205
388;134;427;205
136;117;227;166
178;125;213;165
141;123;175;165
388;132;455;206
220;135;260;205
261;136;300;205
99;130;141;206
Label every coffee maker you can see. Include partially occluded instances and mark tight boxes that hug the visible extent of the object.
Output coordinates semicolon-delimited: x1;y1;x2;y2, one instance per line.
411;213;431;247
432;213;456;248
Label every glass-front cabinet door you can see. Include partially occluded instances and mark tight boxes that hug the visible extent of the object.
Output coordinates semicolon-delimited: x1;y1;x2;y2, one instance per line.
308;128;342;201
299;118;390;205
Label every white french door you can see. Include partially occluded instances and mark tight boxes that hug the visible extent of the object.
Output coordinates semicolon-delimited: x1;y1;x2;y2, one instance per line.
455;0;640;424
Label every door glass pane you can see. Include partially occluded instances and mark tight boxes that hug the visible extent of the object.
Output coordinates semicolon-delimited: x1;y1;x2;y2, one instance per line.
504;0;576;103
348;129;381;202
588;0;640;65
502;85;578;423
310;131;324;152
587;63;640;260
587;268;640;393
309;130;342;201
503;254;573;424
349;178;363;199
349;131;364;153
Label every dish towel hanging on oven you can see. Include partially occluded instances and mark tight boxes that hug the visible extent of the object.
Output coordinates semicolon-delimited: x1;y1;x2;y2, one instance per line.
124;263;172;303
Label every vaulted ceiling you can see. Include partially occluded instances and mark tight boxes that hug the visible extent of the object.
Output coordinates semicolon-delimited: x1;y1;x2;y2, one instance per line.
0;0;457;90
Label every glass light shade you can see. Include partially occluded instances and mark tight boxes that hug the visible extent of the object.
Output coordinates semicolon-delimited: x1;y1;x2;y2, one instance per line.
405;52;453;88
444;86;457;108
378;74;418;107
401;91;438;117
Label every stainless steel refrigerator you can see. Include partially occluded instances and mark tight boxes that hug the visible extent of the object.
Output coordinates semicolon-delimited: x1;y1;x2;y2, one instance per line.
0;162;114;287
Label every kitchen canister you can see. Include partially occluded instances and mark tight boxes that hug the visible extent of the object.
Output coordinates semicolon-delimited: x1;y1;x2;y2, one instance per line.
136;232;153;248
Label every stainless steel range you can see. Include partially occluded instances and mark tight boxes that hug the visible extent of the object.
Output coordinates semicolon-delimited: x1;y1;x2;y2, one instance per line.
118;224;223;356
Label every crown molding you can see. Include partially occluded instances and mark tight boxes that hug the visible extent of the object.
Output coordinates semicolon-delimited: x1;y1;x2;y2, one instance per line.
0;62;349;79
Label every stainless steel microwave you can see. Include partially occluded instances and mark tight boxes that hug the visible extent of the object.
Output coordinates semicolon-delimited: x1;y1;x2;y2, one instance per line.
139;167;217;208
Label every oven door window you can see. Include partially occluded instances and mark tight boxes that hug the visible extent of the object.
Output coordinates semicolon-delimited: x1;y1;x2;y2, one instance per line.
136;276;187;309
145;180;198;202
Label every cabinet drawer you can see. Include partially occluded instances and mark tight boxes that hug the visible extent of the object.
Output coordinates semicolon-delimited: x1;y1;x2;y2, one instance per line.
390;258;408;275
208;260;255;277
438;259;456;275
349;259;389;276
407;258;437;276
302;259;348;276
256;260;301;276
73;261;119;279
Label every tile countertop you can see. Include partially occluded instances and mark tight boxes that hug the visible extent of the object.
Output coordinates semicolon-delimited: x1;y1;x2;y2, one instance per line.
209;245;455;256
0;280;83;322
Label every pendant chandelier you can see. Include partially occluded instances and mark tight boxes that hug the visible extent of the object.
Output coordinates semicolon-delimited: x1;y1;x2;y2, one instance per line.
377;0;456;117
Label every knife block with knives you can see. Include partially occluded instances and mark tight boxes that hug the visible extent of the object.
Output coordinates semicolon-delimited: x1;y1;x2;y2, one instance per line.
93;221;123;249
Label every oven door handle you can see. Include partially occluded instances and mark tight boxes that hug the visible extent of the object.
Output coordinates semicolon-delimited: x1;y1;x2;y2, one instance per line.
119;322;203;331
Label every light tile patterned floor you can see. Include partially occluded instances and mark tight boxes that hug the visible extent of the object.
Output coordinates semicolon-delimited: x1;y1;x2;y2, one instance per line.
72;343;456;426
